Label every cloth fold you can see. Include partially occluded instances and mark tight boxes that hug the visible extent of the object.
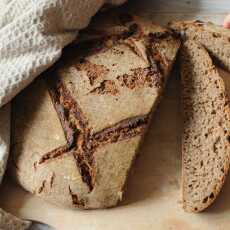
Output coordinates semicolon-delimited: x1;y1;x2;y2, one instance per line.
0;104;10;184
0;0;126;228
0;0;126;183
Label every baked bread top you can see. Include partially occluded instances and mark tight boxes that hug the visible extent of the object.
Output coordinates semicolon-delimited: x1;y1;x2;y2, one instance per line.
11;14;180;209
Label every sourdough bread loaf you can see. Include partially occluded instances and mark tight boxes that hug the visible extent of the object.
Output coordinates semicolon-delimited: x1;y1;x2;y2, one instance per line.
168;20;230;72
180;40;230;212
11;14;180;209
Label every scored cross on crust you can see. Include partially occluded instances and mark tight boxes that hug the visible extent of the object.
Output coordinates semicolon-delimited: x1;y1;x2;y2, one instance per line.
41;77;149;192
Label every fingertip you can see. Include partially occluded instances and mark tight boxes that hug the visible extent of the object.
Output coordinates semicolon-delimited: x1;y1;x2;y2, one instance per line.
223;22;230;28
223;15;230;28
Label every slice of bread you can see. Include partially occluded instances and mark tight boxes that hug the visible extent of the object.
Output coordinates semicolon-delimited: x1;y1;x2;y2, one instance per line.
10;15;180;209
168;20;230;72
180;39;230;212
0;208;30;230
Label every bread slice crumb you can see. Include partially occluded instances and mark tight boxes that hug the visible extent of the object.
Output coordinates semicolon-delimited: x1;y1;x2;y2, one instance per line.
180;39;230;212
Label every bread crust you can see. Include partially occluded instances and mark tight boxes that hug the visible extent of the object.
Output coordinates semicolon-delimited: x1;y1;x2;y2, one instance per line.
168;20;230;72
11;14;180;209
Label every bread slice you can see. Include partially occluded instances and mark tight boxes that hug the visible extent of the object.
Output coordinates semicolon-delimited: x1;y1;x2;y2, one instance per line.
180;39;230;212
168;20;230;72
0;209;30;230
11;15;180;209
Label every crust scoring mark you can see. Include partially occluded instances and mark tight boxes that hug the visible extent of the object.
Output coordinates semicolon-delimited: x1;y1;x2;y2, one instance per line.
47;77;87;146
38;180;46;194
38;77;149;194
69;186;85;207
92;115;148;146
38;146;69;164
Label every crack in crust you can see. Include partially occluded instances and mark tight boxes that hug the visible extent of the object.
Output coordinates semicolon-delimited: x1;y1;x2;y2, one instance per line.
38;146;69;164
38;180;46;194
147;31;176;77
69;186;85;207
47;76;87;147
75;60;109;86
117;67;163;89
146;43;166;76
89;80;119;95
92;115;148;147
123;38;146;61
50;173;55;188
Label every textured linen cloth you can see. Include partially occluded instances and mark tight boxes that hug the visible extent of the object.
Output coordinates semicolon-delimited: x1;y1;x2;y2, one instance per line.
0;0;126;182
0;0;126;227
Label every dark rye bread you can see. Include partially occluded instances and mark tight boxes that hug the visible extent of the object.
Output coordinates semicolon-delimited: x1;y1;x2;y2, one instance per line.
10;14;180;209
180;40;230;212
168;20;230;72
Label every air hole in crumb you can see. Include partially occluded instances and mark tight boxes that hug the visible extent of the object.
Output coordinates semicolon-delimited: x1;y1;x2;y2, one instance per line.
224;101;229;107
205;133;208;138
221;167;225;173
227;136;230;143
188;184;192;188
200;160;203;167
212;32;221;38
194;207;198;211
203;197;208;203
209;193;214;199
211;110;216;115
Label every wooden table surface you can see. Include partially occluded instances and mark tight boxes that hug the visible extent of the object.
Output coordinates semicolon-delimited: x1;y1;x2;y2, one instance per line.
0;1;230;230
